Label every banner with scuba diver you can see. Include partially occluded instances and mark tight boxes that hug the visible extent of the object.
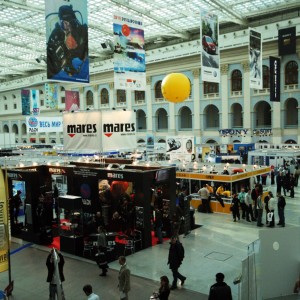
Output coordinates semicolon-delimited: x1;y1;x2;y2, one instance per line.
45;0;89;83
113;13;146;91
249;28;262;90
21;89;30;115
30;90;40;115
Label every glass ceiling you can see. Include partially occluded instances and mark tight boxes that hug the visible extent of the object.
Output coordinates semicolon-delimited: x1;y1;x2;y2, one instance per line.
0;0;298;80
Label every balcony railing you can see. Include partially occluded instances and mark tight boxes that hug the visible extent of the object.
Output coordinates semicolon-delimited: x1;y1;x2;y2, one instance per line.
284;84;298;91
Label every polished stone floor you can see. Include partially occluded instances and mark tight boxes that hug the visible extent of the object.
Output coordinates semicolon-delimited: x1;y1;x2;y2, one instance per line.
0;180;299;299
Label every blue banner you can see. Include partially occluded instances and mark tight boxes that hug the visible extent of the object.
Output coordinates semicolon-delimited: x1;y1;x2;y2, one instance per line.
21;89;30;115
45;83;59;109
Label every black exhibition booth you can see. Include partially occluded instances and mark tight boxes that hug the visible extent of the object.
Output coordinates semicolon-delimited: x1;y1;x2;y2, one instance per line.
7;161;177;257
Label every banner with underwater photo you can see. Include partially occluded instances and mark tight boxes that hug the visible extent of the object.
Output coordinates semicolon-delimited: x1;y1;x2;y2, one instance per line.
45;83;58;109
200;10;220;83
21;89;30;115
113;13;146;90
45;0;89;83
65;90;80;111
249;28;262;90
30;90;40;115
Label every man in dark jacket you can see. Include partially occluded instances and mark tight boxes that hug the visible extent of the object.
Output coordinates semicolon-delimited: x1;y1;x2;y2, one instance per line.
208;272;232;300
167;236;186;290
46;249;65;300
277;193;286;227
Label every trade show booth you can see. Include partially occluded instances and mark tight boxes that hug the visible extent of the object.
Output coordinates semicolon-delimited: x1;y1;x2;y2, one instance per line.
6;160;177;258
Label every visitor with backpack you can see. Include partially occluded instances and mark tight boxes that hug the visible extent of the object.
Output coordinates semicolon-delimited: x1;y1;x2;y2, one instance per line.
167;236;186;290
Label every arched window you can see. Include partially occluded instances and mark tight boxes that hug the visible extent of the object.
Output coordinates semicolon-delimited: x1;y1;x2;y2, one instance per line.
3;124;9;133
285;61;298;85
231;103;243;127
86;90;94;106
204;105;219;128
206;139;217;144
12;124;18;134
263;65;270;89
156;108;168;130
117;90;126;103
203;82;219;94
179;106;192;130
136;110;146;131
254;101;271;127
100;88;109;105
231;69;242;92
154;81;163;99
21;123;27;135
285;98;298;127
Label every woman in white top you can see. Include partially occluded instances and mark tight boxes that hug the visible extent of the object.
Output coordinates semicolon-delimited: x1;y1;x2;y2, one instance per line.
267;192;277;228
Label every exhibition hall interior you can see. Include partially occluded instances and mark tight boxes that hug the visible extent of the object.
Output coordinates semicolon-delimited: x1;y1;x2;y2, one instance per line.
0;0;299;299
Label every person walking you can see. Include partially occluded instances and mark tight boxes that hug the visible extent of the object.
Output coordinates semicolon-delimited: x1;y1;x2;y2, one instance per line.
198;185;211;213
245;189;254;222
230;194;240;222
151;275;171;300
277;193;286;227
208;272;232;300
256;192;264;227
167;235;186;290
83;284;100;300
96;226;109;276
46;249;65;300
238;188;247;219
118;256;131;300
267;191;277;228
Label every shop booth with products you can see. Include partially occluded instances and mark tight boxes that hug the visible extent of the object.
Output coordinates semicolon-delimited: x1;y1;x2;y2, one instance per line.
6;161;177;260
176;163;271;214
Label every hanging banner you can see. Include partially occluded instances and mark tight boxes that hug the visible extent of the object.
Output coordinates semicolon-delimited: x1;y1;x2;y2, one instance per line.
26;116;63;133
200;10;220;83
30;90;40;115
249;28;262;90
269;56;281;102
63;111;102;151
21;89;30;116
45;0;89;83
278;27;296;56
45;83;58;109
146;134;154;153
65;90;80;111
102;111;136;151
0;169;9;273
113;13;146;90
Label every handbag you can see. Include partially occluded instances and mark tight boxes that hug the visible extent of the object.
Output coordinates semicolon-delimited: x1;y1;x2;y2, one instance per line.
267;212;273;221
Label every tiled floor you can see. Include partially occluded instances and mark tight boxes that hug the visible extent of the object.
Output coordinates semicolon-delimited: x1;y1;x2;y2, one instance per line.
1;180;299;299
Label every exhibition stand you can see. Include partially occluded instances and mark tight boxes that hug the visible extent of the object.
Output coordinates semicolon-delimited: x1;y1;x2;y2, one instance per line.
6;160;177;258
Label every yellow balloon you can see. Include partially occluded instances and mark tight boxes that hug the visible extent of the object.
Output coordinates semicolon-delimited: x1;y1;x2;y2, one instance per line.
161;73;191;103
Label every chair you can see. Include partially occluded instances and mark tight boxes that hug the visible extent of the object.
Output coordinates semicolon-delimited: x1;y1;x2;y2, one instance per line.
83;241;94;257
124;239;135;256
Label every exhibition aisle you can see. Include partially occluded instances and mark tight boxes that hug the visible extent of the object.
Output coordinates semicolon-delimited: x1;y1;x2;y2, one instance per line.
0;184;299;299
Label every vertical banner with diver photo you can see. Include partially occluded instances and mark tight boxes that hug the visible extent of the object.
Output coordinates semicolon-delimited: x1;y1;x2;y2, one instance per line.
45;83;58;109
21;89;30;115
30;90;40;115
200;10;220;83
249;28;262;90
45;0;89;83
113;13;146;90
65;90;80;111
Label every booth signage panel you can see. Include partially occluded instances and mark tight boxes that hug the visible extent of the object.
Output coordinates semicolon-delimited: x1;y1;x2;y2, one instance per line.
101;111;137;151
63;111;102;151
26;116;63;133
0;169;8;273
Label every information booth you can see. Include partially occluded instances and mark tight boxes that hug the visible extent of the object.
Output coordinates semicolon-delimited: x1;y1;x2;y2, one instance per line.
176;163;271;214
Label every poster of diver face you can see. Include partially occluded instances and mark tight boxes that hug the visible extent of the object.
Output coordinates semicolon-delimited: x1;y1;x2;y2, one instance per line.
166;136;194;155
249;28;262;90
200;10;220;83
113;13;146;91
45;0;89;83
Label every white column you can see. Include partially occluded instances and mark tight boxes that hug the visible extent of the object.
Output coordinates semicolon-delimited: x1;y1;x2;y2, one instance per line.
126;90;132;111
109;82;114;109
146;76;153;133
192;69;201;137
220;64;229;144
93;85;99;109
168;102;176;135
241;61;252;143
